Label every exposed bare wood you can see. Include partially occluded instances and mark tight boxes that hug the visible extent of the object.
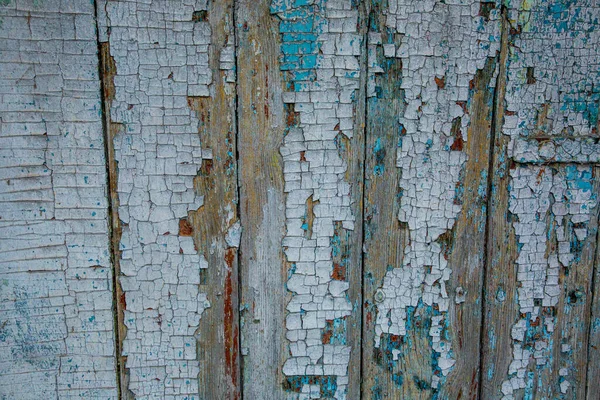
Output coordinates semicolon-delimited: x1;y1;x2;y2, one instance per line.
235;0;288;398
190;1;240;398
482;2;600;398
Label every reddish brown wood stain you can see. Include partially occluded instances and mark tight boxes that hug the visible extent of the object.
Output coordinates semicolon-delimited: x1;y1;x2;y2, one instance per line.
224;248;239;398
179;219;193;236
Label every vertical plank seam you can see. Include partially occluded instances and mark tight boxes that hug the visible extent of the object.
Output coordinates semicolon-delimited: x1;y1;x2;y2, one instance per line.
584;183;600;399
232;0;244;398
478;4;509;399
359;2;372;396
93;1;123;398
358;2;371;397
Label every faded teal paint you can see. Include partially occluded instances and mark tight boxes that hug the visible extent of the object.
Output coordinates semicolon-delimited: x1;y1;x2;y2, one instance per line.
373;138;386;176
488;326;497;350
487;363;495;381
284;376;338;397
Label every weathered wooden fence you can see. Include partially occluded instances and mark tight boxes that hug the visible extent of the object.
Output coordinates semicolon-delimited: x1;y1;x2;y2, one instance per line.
1;0;599;399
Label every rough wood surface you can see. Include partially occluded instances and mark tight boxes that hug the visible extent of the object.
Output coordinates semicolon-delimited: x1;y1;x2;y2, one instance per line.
361;2;409;398
98;0;240;398
1;1;599;399
236;1;289;398
190;1;240;398
482;1;600;399
363;1;502;398
267;1;367;397
479;7;518;398
588;196;600;400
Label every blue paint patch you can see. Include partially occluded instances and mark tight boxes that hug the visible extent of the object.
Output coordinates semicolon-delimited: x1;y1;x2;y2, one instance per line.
373;138;386;176
284;375;338;397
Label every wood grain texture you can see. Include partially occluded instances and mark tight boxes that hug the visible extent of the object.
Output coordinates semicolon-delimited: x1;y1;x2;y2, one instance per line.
439;44;499;400
479;8;518;398
587;191;600;399
361;2;410;398
363;1;501;398
346;5;367;399
235;1;289;398
189;1;240;398
5;1;600;398
100;0;240;398
265;1;368;398
482;1;600;398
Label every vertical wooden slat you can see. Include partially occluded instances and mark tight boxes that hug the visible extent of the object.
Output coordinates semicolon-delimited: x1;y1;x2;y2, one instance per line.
479;6;517;398
236;1;289;398
482;1;600;398
99;0;240;398
239;1;367;398
361;2;409;398
190;1;240;398
362;1;501;397
588;181;600;399
0;1;118;398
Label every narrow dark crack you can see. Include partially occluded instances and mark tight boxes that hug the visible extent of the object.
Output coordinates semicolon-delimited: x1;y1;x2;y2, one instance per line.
477;5;509;399
231;1;244;398
93;1;123;398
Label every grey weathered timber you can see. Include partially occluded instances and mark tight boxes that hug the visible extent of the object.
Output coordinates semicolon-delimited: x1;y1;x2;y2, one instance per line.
588;206;600;400
0;1;118;398
244;1;367;398
0;1;599;399
190;1;241;398
98;0;240;398
361;2;409;398
363;1;502;398
236;0;289;398
482;1;600;399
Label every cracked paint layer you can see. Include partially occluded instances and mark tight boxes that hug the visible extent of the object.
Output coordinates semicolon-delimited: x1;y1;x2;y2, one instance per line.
501;165;596;398
500;1;600;398
371;0;501;389
272;0;361;398
0;0;117;398
505;0;600;165
98;1;216;397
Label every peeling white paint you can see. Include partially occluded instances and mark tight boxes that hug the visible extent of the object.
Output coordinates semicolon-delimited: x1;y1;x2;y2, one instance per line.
501;165;596;398
99;1;214;397
500;1;600;397
505;1;600;165
372;0;501;386
0;1;117;398
273;0;361;397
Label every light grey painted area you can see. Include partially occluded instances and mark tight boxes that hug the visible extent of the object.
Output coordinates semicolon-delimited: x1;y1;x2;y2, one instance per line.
0;1;599;399
0;0;117;398
97;0;216;398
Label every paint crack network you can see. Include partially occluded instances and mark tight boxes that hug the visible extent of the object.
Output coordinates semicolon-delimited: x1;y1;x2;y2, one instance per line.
0;0;117;398
501;1;600;398
370;0;501;389
97;0;225;398
272;0;361;398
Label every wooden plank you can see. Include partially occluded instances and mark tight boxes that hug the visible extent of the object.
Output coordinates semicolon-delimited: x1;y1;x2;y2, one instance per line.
235;1;288;399
191;1;240;397
362;1;502;398
588;179;600;399
361;1;409;398
481;1;600;398
98;0;240;398
0;1;118;398
241;1;367;398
